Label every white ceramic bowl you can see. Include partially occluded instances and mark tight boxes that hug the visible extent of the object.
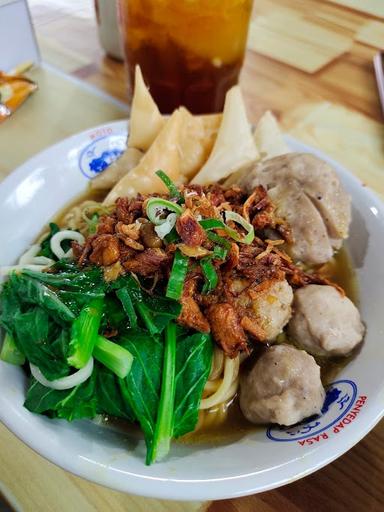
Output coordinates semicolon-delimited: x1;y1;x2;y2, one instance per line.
1;121;384;500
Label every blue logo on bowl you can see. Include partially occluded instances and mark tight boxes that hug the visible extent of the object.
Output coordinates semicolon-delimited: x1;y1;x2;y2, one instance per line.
79;134;126;179
266;379;358;442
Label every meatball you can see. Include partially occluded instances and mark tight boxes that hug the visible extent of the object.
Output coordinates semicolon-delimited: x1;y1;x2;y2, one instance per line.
240;344;325;426
289;285;365;357
238;153;351;264
233;279;293;341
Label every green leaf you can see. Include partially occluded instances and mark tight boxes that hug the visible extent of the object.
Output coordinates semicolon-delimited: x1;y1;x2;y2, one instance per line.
22;265;104;293
24;373;97;421
96;366;134;420
9;273;75;324
0;280;22;335
38;223;60;259
58;289;105;316
118;331;163;454
173;332;213;438
13;307;70;380
116;287;137;328
116;275;181;335
0;333;25;365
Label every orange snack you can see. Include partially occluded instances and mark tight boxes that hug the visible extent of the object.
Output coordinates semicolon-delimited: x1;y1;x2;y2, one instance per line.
0;72;37;122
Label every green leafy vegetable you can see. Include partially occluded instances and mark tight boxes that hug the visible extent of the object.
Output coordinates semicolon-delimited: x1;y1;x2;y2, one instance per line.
38;223;60;259
0;280;21;335
93;335;133;379
24;373;97;421
116;287;137;328
58;289;105;316
173;332;213;437
68;297;104;369
13;307;70;380
118;331;164;457
117;275;181;334
96;366;134;420
166;250;189;300
9;273;75;324
22;265;104;292
0;332;25;365
147;322;177;464
1;250;213;465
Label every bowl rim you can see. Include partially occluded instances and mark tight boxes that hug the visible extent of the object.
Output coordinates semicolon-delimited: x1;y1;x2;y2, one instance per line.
1;122;384;500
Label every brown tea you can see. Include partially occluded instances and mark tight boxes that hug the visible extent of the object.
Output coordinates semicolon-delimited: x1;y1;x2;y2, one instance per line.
119;0;253;114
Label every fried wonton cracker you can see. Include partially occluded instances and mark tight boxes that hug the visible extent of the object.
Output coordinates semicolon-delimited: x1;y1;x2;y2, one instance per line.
192;86;259;185
104;109;183;204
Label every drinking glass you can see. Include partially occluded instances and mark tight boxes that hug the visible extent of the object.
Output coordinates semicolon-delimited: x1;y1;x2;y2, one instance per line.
119;0;253;114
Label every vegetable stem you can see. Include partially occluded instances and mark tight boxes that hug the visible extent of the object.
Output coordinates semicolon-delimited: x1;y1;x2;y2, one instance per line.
147;321;177;464
0;333;25;365
67;297;104;369
93;335;133;379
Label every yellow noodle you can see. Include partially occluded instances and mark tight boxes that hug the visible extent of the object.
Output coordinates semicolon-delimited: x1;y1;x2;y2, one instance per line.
200;354;239;410
203;380;221;394
209;346;225;380
61;200;113;236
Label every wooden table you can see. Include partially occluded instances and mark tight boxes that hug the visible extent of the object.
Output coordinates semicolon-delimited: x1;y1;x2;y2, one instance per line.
1;0;384;510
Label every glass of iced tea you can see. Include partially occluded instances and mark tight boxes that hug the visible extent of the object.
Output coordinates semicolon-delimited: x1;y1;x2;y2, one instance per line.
119;0;253;114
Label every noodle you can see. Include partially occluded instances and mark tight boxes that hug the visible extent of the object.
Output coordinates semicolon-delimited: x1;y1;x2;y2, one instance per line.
61;200;113;236
208;346;224;381
200;354;239;410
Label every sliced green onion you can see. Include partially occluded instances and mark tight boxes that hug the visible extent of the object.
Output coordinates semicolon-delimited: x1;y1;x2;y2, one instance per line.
87;213;99;234
116;287;137;328
67;297;104;369
207;232;231;250
0;333;25;365
213;245;228;260
225;211;255;245
146;198;183;226
200;258;219;294
154;213;177;239
155;170;183;202
93;335;133;379
200;213;254;245
146;321;177;464
166;250;189;300
199;219;225;231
